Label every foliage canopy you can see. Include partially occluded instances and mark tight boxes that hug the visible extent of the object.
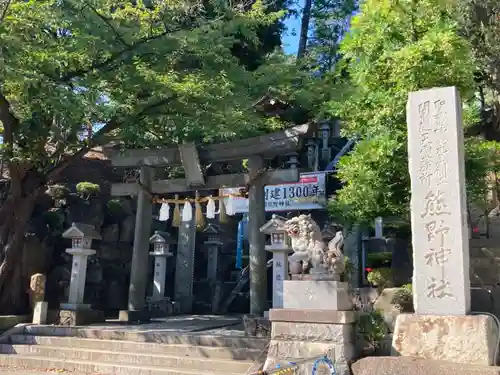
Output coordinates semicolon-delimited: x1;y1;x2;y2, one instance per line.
326;0;488;225
0;0;305;176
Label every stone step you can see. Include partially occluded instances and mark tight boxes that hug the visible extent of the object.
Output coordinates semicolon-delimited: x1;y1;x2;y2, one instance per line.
0;354;240;375
22;326;267;349
0;344;254;373
9;335;263;360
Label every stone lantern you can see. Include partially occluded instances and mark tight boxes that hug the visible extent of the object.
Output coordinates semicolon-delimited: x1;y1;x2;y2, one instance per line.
286;153;300;170
149;231;174;302
203;223;224;282
260;215;293;309
61;223;101;311
319;122;331;162
305;138;317;170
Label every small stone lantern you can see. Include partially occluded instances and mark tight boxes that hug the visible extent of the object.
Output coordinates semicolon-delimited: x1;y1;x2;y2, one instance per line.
305;138;317;170
61;223;101;310
286;152;300;169
149;231;174;302
260;215;293;309
319;122;331;162
203;223;224;282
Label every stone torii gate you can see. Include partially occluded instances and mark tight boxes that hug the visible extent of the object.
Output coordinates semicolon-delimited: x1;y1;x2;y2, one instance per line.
105;124;315;321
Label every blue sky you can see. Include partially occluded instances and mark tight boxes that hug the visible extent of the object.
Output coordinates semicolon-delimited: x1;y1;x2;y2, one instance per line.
282;0;302;55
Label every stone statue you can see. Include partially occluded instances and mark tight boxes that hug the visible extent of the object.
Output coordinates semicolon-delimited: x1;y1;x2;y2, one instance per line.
326;231;345;279
29;273;46;309
284;215;346;279
284;214;325;273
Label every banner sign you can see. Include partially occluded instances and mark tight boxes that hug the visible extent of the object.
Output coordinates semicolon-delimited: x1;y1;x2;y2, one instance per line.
220;172;327;213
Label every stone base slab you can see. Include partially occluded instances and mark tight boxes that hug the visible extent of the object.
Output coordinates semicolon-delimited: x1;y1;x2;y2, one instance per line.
264;339;354;375
269;308;356;324
290;274;340;281
59;309;105;326
392;314;498;365
60;303;91;310
118;309;151;323
352;357;500;375
145;298;173;318
283;280;352;310
243;315;271;337
265;309;356;375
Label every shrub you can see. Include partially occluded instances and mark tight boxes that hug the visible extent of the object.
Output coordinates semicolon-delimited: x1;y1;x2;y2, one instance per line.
357;310;387;349
391;287;414;312
46;184;70;198
76;182;100;198
366;252;392;267
107;199;125;218
367;268;393;289
42;209;65;230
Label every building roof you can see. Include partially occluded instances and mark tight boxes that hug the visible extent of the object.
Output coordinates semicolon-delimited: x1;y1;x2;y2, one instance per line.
62;222;102;240
149;231;174;244
260;214;288;233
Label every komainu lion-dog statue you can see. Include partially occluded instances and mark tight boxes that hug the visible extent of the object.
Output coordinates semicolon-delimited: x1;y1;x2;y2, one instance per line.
284;214;345;278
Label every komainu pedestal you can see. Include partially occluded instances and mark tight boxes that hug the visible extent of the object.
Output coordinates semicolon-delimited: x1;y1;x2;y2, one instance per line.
283;280;352;311
265;309;356;375
265;280;355;375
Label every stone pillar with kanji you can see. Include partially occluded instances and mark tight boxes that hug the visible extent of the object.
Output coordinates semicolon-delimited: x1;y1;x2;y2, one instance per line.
393;86;497;366
260;215;293;309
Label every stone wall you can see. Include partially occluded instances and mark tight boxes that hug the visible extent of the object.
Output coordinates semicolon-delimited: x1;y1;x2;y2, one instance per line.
469;239;500;319
11;156;141;315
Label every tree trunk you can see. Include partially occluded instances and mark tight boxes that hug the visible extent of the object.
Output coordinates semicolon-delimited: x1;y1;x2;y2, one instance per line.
297;0;313;60
0;178;42;313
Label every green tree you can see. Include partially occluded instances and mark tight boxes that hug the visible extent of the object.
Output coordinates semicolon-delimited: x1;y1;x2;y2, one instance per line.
232;0;293;70
456;0;500;140
464;138;500;234
0;0;288;311
326;0;478;225
307;0;357;73
295;0;357;72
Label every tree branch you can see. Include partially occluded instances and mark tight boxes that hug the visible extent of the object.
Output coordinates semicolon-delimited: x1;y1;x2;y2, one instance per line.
46;95;176;181
45;117;120;182
83;1;131;48
59;23;185;83
0;90;20;150
58;9;224;83
59;32;166;82
0;0;11;23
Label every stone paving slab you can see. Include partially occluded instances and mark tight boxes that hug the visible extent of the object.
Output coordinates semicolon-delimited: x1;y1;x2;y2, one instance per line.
24;315;243;337
88;315;243;333
200;323;246;337
352;357;500;375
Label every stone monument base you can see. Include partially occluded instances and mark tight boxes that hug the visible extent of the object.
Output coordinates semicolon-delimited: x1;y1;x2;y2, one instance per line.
118;309;151;323
145;298;174;318
59;309;105;326
264;309;356;375
392;314;498;366
33;301;48;324
283;280;352;310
